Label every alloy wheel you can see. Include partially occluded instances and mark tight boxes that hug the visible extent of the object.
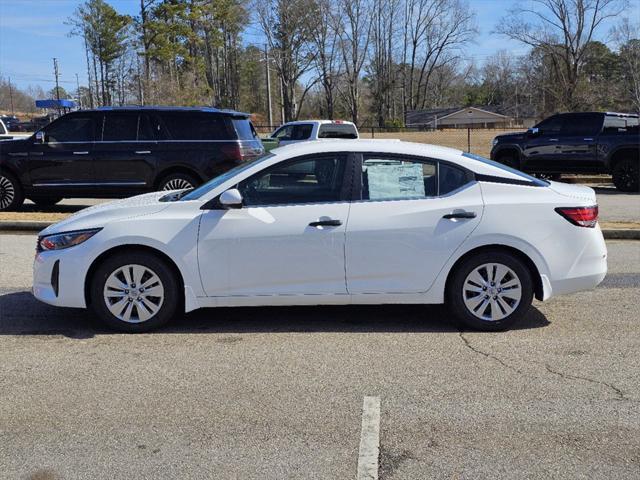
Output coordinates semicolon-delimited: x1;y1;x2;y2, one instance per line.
0;175;15;210
462;263;522;321
103;264;165;323
162;178;194;190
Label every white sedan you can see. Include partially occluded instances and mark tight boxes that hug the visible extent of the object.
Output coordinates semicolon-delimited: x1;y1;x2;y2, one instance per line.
33;140;607;332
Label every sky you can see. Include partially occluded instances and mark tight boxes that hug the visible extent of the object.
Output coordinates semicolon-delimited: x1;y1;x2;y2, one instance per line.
0;0;638;94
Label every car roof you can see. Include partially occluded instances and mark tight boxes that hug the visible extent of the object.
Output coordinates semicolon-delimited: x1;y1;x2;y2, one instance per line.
270;139;529;181
85;106;251;117
279;120;357;126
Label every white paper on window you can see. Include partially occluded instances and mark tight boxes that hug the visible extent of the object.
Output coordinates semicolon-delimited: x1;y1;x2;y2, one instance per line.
367;163;425;199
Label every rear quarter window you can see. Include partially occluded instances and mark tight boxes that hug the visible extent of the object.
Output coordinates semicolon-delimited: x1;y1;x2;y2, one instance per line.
463;152;549;186
232;118;259;140
159;112;234;140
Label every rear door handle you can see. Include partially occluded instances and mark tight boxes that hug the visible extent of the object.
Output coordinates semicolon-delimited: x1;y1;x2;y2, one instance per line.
549;138;559;142
309;219;342;227
135;150;151;154
73;151;89;155
583;138;594;141
443;211;476;219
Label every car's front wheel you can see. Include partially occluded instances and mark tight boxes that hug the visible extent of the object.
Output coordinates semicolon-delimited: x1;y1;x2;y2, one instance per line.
446;250;534;331
90;251;181;332
158;172;199;191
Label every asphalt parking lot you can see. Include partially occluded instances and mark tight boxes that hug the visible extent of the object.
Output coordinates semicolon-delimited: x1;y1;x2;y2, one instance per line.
0;234;639;479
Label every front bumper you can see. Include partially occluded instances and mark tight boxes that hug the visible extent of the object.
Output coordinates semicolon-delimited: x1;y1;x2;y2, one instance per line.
33;248;91;309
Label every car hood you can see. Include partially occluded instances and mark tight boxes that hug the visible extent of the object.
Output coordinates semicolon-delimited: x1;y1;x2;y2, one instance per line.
39;191;171;236
494;131;526;142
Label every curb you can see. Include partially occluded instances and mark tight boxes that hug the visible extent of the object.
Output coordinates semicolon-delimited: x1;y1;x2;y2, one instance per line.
1;221;639;240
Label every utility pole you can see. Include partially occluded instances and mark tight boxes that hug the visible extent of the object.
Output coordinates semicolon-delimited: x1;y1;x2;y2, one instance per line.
75;73;82;109
264;44;273;128
53;58;61;116
8;77;14;115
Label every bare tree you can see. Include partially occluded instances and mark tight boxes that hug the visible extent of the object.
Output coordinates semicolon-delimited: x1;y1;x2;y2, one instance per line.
612;17;640;114
309;0;341;119
334;0;373;125
402;0;475;115
258;0;318;121
496;0;627;110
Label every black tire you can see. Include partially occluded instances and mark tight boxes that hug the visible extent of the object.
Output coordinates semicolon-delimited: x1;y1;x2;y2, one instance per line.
446;250;534;331
497;153;519;170
30;196;63;207
612;158;639;192
157;172;199;191
90;251;181;333
0;170;25;211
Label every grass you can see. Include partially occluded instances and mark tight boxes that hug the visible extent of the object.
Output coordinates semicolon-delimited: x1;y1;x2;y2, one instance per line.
364;128;518;158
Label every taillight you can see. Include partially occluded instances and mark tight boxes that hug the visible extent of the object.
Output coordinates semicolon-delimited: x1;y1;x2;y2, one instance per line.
220;144;242;162
555;205;599;228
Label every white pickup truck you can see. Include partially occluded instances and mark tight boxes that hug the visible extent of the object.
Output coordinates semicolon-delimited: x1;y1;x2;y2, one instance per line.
269;120;359;146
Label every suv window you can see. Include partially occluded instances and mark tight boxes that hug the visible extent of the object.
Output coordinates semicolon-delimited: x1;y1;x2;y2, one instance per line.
318;123;358;139
232;118;259;140
238;155;347;206
561;113;602;136
362;156;437;200
536;115;563;134
159;112;233;141
102;114;138;141
603;115;639;134
45;115;96;142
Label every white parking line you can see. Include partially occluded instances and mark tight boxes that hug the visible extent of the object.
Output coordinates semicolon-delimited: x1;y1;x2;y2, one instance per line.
357;396;381;480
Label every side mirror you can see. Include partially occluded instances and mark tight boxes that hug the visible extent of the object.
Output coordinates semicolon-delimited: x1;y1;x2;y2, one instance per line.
34;131;46;143
527;127;540;137
219;188;243;209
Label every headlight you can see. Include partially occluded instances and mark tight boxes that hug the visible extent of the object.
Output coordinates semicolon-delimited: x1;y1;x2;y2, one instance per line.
492;138;499;146
37;228;102;252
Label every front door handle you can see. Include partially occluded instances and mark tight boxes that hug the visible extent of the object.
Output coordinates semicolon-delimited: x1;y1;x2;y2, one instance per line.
135;150;151;155
309;219;342;227
443;211;476;220
73;151;89;155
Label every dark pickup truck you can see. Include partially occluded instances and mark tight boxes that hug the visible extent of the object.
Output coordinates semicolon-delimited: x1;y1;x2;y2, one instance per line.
490;112;639;192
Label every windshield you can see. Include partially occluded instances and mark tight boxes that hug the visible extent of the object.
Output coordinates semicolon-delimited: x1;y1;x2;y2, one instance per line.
462;152;549;186
180;153;275;201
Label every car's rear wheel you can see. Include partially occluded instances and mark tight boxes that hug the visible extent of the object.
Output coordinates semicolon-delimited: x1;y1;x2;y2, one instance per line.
0;171;24;211
612;158;639;192
446;250;534;331
30;196;63;207
158;173;199;191
90;252;181;332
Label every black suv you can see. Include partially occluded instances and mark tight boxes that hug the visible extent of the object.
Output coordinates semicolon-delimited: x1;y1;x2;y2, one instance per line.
0;106;264;210
490;112;639;191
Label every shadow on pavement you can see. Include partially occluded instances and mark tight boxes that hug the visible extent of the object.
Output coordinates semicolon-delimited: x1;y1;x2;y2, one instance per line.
0;290;550;339
593;186;639;196
19;203;91;214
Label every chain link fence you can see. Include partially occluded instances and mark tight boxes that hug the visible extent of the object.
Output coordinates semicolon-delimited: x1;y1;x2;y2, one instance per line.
254;125;526;158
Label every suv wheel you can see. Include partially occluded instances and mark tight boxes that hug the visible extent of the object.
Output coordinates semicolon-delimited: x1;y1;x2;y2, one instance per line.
0;171;25;211
30;197;63;207
158;173;199;191
497;154;519;170
612;158;639;192
90;252;181;332
446;250;534;331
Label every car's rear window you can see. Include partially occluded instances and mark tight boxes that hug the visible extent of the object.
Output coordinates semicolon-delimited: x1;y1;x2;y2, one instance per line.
462;152;549;186
159;112;234;141
318;123;358;139
232;118;259;140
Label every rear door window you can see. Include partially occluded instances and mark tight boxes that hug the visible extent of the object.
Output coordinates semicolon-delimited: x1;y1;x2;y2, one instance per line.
291;124;313;140
318;123;358;139
138;114;156;140
159;112;233;140
561;113;602;136
102;114;138;141
362;156;437;200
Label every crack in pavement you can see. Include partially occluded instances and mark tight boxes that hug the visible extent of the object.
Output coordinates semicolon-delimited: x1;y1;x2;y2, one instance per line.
458;331;524;374
544;364;630;401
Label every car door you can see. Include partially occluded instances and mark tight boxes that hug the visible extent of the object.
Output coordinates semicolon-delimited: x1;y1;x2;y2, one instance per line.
345;154;482;294
27;113;97;188
522;115;565;171
93;112;158;191
197;153;353;297
553;113;601;172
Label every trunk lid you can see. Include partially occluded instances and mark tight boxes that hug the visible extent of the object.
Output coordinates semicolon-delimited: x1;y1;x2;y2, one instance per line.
548;181;597;204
